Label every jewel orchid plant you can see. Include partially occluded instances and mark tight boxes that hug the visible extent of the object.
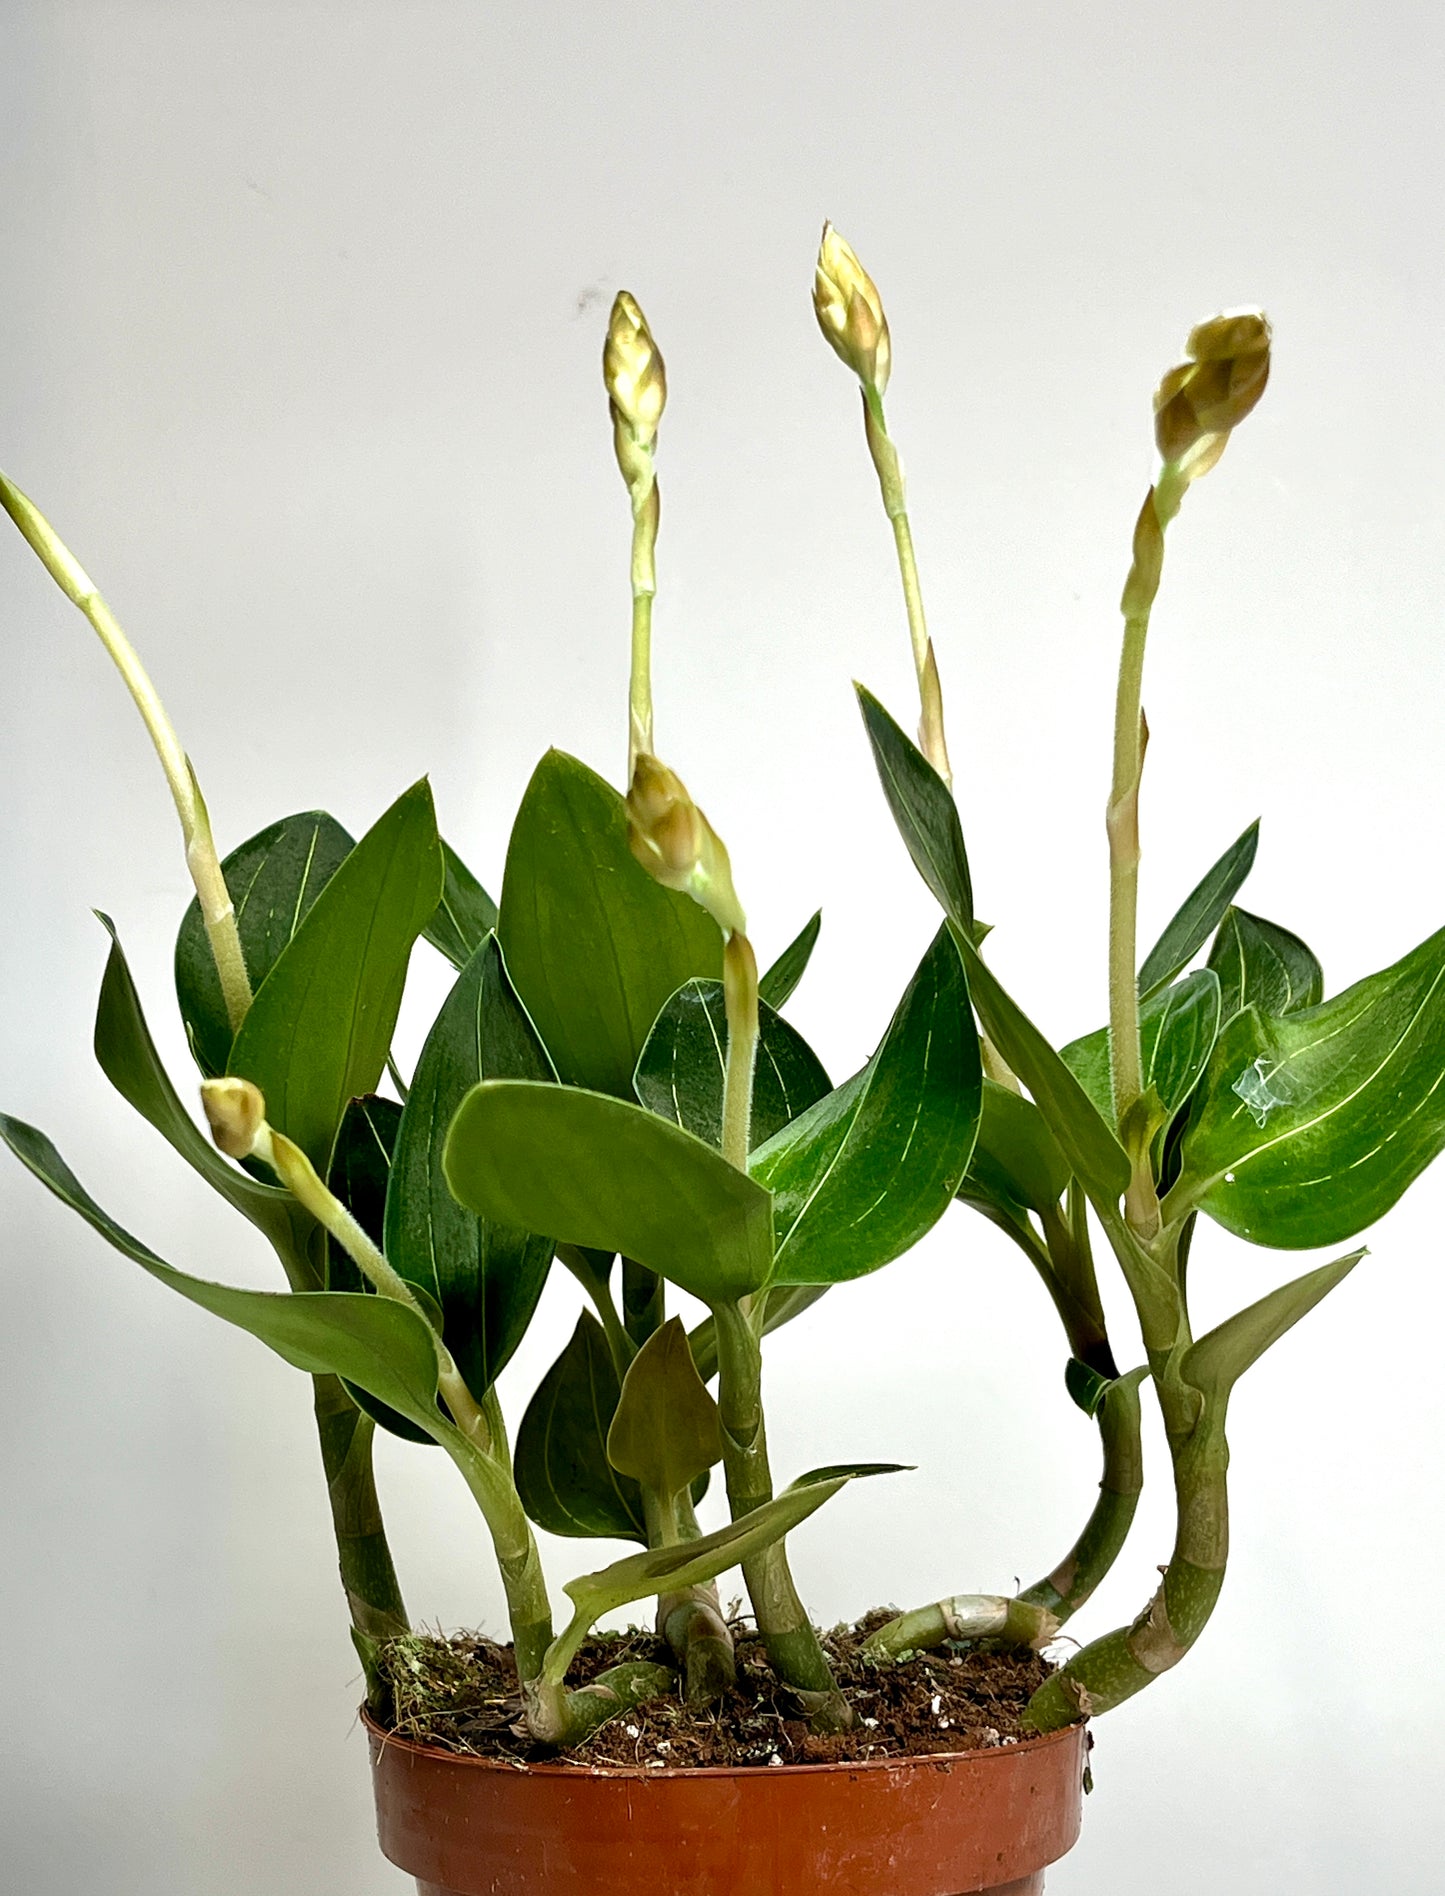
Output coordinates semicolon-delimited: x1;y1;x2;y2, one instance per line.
5;227;1444;1750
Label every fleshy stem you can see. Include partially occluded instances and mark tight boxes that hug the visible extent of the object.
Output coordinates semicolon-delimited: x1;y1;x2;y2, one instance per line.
1017;1368;1146;1620
203;1082;558;1697
1107;462;1187;1238
862;388;952;786
1;472;252;1034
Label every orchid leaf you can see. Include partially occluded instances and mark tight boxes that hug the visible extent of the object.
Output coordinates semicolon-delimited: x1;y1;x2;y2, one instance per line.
514;1313;646;1542
1208;906;1323;1023
1062;970;1222;1127
229;782;443;1170
749;928;979;1286
444;1080;774;1302
0;1116;443;1434
855;685;973;931
175;810;355;1078
634;979;831;1153
425;842;499;970
1183;1251;1363;1398
497;750;722;1097
1173;925;1445;1247
387;935;555;1397
1138;820;1259;998
758;911;822;1011
606;1318;723;1504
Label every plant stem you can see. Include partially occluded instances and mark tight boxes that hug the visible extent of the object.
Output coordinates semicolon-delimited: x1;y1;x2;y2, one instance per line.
1;472;252;1034
861;391;951;785
628;483;659;778
644;1487;737;1703
621;1257;665;1350
557;1244;635;1373
1106;466;1186;1238
721;931;759;1170
311;1374;410;1707
711;1298;851;1727
1017;1369;1146;1622
863;1594;1058;1662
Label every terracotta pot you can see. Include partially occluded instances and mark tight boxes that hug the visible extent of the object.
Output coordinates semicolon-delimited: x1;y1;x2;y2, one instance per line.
366;1710;1087;1895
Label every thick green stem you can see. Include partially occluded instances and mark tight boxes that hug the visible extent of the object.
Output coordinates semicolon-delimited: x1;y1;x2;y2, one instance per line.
1018;1370;1146;1622
721;932;759;1170
1038;1198;1117;1379
711;1299;850;1726
861;391;951;784
646;1487;737;1703
863;1594;1058;1662
312;1374;409;1707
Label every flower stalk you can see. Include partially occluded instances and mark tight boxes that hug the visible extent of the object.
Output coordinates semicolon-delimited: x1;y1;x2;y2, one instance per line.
604;293;667;779
0;472;252;1034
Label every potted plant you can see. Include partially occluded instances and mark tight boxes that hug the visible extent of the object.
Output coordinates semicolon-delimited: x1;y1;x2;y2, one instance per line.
5;226;1442;1894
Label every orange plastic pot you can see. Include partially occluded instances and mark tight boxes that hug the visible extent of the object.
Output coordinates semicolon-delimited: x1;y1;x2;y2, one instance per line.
366;1711;1087;1895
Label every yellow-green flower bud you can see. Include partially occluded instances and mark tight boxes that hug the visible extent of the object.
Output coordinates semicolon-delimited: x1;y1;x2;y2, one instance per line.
201;1076;266;1159
605;291;667;495
1153;309;1271;473
813;223;892;398
626;753;747;939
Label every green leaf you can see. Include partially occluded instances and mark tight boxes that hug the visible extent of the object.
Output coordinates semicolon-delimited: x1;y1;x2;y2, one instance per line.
497;751;723;1096
425;842;499;971
175;810;355;1077
1061;971;1222;1125
749;927;981;1286
326;1095;436;1446
444;1081;774;1302
963;1079;1071;1216
951;928;1132;1209
387;934;556;1401
1183;1250;1363;1398
634;979;832;1153
1138;819;1259;999
0;1116;444;1435
91;916;316;1283
564;1463;904;1624
606;1318;723;1504
1173;925;1445;1247
853;687;1128;1211
229;782;444;1170
1208;906;1323;1022
855;685;974;932
758;911;822;1011
514;1313;647;1542
1064;1356;1115;1418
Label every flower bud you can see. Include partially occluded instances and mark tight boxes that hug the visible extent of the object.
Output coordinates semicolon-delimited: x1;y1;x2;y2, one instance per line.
626;753;747;938
1153;308;1271;472
813;223;892;398
201;1076;267;1159
605;292;667;493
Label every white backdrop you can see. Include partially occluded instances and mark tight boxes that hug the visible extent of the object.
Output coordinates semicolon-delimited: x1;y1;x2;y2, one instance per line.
3;5;1443;1891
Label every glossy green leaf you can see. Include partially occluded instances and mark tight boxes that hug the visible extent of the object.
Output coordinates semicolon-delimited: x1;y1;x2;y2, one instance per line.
325;1096;436;1446
1173;925;1445;1247
1183;1250;1363;1398
564;1463;904;1622
606;1318;723;1504
951;928;1132;1209
514;1312;647;1542
1138;820;1259;999
855;685;974;931
498;750;722;1096
425;842;499;970
229;782;444;1170
963;1079;1071;1216
749;927;980;1286
758;911;822;1012
0;1116;444;1434
634;979;831;1153
1208;906;1323;1022
853;687;1128;1210
387;935;555;1400
175;810;355;1077
445;1080;773;1302
91;916;316;1283
1061;971;1222;1124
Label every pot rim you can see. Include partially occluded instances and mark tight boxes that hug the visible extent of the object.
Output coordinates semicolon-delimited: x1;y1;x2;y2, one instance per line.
361;1703;1086;1781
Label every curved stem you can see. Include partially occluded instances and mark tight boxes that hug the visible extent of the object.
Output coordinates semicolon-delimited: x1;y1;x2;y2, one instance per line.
1017;1369;1146;1622
1;472;253;1033
863;1594;1058;1662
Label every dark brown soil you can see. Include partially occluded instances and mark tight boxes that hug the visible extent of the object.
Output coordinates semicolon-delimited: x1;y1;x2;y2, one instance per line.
377;1610;1056;1769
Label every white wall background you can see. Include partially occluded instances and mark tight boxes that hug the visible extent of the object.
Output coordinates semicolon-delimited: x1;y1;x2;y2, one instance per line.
3;4;1443;1891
